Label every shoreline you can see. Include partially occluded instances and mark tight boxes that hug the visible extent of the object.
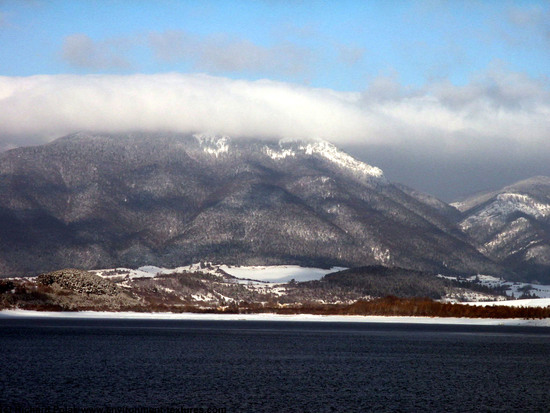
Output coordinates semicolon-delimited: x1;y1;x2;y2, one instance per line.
1;309;549;327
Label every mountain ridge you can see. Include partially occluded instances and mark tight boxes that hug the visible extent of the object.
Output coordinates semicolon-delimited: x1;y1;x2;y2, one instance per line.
453;176;550;282
0;133;500;277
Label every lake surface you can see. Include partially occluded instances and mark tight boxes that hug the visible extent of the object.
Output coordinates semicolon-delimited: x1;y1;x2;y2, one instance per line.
1;317;549;412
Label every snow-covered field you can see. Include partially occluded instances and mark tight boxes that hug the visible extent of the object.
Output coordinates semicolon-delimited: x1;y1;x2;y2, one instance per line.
93;263;345;283
219;265;345;283
465;297;550;308
1;309;549;326
439;274;550;299
35;264;550;311
93;265;550;300
474;274;550;298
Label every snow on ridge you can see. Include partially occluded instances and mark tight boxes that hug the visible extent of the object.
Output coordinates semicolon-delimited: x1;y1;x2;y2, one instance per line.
261;139;383;180
299;141;384;179
191;134;384;180
263;146;296;160
495;193;550;218
193;134;229;157
460;192;550;231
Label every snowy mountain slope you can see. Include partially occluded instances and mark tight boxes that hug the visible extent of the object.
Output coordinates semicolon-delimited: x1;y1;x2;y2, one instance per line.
453;176;550;282
0;132;499;276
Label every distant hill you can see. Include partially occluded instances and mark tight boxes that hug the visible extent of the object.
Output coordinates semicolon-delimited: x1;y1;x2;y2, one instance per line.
452;176;550;283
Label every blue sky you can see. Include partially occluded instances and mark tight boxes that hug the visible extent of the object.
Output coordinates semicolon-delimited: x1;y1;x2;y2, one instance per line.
2;0;549;90
1;0;550;199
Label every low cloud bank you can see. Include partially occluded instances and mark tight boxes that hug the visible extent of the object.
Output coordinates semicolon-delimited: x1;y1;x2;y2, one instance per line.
0;72;549;159
0;73;371;145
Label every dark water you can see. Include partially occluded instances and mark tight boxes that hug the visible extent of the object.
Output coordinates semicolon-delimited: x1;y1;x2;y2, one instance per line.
1;318;549;412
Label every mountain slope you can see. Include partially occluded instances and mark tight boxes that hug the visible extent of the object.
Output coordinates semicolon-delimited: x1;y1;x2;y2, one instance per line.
0;133;498;276
452;176;550;282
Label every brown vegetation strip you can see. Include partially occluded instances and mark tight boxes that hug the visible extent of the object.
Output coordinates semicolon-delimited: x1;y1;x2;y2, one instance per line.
139;296;550;319
342;296;550;319
2;279;549;319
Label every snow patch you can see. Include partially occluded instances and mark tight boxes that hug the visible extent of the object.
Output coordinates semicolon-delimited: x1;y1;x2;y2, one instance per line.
465;298;550;308
93;267;160;279
263;146;296;160
191;292;218;302
219;265;346;283
371;246;391;264
194;134;229;157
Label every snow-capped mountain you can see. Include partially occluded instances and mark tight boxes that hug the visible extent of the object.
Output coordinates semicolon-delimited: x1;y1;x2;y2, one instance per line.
452;176;550;283
0;132;498;276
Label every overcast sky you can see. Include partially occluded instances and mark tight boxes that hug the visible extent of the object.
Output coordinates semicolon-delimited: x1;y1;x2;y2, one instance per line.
1;0;549;201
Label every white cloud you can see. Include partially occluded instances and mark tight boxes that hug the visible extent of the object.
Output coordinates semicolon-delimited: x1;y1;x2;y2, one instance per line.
0;72;549;161
508;5;546;27
337;44;366;66
0;73;369;143
148;30;312;77
61;34;132;70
